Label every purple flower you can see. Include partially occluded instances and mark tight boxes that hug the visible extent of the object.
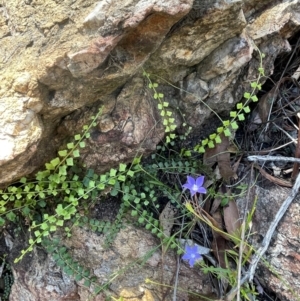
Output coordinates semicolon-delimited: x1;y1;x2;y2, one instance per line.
182;176;207;197
182;245;202;267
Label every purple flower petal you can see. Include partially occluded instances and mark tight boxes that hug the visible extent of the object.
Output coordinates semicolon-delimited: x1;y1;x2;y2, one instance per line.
182;175;206;197
196;176;204;187
182;183;191;190
182;245;202;267
186;176;195;186
198;187;207;194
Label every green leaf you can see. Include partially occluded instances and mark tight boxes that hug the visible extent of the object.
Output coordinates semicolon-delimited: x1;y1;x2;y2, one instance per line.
110;169;117;177
159;93;164;98
201;139;208;146
75;274;83;281
0;218;5;227
217;127;224;133
56;220;64;226
110;189;118;196
236;103;243;109
66;158;74;166
79;141;86;148
215;135;222;144
251;95;258;102
77;188;85;196
224;128;231;137
88;180;95;188
160;110;165;117
153;83;158;88
134;197;140;204
56;204;65;216
223;120;230;127
118;175;126;182
34;230;41;237
166;111;172;117
20;177;27;184
127;170;134;177
74;134;81;140
119;163;126;172
131;210;137;216
244;92;251;99
45;163;54;170
230;111;237;118
67;142;74;149
158;103;162;110
41;223;49;230
84;280;91;287
50;225;57;232
108;178;116;185
59;165;67;176
209;133;216;140
39;191;45;198
51;157;60;167
73;149;80;158
163;101;169;107
6;211;16;222
231;121;239;129
132;157;141;165
97;183;105;190
220;197;229;206
58;150;68;157
208;141;215;148
238;114;245;121
85;133;91;138
22;206;31;216
154;93;158;99
250;82;257;88
243;106;250;113
184;150;191;156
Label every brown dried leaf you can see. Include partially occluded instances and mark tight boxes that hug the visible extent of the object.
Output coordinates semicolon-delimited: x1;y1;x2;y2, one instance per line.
223;200;241;242
258;86;278;123
211;211;227;269
204;134;237;183
210;187;224;214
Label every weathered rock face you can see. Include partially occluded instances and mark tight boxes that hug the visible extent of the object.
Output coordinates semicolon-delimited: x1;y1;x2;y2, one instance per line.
237;184;300;301
1;0;299;184
8;225;213;301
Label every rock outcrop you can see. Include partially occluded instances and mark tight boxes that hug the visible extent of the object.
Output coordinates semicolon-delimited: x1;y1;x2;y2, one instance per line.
1;0;298;184
8;225;213;301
